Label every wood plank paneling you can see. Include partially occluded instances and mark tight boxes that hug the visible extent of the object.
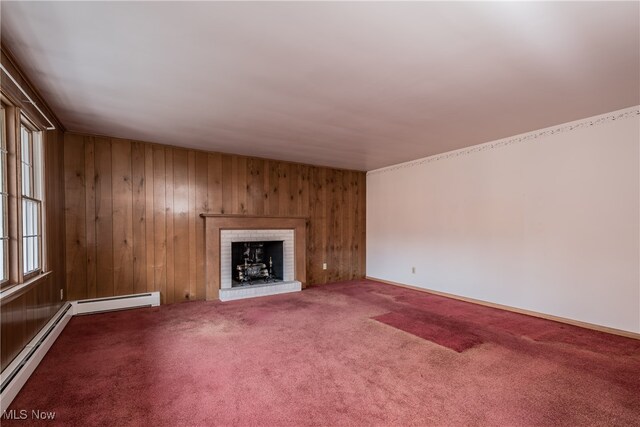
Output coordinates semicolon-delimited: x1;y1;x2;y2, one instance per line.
208;153;222;214
194;152;208;301
94;138;114;297
152;147;166;299
1;273;61;371
357;172;366;276
165;148;175;304
221;154;233;215
172;148;189;302
111;139;134;296
84;137;97;298
63;132;366;303
132;141;146;294
188;151;197;300
63;133;87;301
279;163;291;216
268;161;278;215
237;157;247;215
248;158;264;215
45;129;66;301
144;145;155;292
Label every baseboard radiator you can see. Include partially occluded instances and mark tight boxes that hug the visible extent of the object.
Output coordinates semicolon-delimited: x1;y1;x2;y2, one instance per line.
0;291;160;412
71;292;160;315
0;303;72;413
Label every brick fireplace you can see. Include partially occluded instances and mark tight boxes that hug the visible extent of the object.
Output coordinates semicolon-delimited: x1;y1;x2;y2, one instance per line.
202;215;308;301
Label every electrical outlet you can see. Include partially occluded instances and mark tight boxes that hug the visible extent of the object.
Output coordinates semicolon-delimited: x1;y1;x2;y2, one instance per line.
411;267;416;274
323;262;327;270
60;289;64;301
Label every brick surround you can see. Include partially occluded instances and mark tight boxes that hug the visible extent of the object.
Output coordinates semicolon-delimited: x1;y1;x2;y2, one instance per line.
202;215;308;300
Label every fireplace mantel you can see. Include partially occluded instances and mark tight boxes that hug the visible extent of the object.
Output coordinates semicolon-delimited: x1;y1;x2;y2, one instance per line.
201;214;308;300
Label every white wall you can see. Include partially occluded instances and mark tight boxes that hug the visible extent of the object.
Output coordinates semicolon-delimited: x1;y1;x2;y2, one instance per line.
367;106;640;333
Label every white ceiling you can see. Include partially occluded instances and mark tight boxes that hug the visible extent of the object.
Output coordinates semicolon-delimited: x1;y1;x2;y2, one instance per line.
2;2;638;171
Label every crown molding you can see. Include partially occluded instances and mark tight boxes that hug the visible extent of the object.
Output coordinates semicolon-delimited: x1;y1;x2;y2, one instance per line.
368;106;640;176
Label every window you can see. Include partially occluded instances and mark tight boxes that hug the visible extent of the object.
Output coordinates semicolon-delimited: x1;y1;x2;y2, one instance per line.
0;106;7;284
20;119;42;276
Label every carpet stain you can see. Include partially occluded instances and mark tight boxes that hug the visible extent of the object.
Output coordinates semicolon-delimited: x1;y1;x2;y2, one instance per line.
194;318;244;337
372;311;484;352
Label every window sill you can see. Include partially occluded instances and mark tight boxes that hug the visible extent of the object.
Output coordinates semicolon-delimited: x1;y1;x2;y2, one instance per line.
0;271;52;304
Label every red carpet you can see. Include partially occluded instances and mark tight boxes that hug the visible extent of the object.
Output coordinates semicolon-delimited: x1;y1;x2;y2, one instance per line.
5;280;640;426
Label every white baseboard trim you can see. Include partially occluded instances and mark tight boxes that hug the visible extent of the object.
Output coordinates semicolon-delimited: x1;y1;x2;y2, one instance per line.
367;276;640;340
1;291;161;412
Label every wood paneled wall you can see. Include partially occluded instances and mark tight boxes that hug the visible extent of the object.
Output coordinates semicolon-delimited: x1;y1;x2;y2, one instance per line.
1;129;66;371
64;133;365;303
45;130;67;307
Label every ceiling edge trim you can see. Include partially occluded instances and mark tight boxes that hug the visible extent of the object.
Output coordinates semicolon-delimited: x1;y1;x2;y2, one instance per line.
367;105;640;176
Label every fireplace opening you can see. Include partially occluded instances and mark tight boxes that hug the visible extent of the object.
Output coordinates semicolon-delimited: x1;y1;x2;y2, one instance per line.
231;241;284;287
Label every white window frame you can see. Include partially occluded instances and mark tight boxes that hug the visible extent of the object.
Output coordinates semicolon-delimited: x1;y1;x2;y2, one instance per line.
0;105;8;285
20;116;43;278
